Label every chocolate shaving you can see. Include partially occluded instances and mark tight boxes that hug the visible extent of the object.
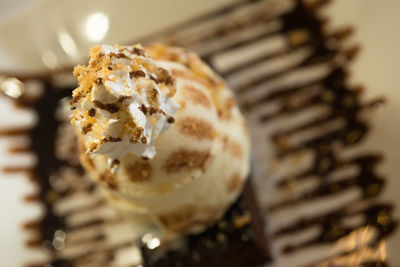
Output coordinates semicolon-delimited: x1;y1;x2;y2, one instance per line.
167;117;175;123
116;53;128;59
157;67;175;85
95;78;103;85
119;96;131;102
132;47;146;56
103;136;122;142
138;104;158;115
149;75;158;83
110;159;120;169
150;73;175;86
88;108;96;117
82;124;92;134
93;100;119;113
164;76;175;86
69;90;85;105
130;70;146;79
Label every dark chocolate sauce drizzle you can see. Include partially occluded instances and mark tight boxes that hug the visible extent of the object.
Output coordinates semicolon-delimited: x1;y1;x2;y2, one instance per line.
0;0;397;266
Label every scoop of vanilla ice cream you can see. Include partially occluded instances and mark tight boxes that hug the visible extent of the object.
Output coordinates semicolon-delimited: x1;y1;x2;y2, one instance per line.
71;44;250;239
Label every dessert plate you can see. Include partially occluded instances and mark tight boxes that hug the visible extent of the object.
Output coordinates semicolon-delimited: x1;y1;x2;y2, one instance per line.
1;0;400;266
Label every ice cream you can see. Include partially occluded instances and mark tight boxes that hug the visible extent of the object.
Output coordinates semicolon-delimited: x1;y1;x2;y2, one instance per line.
70;43;250;239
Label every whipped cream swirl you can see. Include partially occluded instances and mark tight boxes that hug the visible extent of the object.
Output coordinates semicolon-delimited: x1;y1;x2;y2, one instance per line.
70;44;180;168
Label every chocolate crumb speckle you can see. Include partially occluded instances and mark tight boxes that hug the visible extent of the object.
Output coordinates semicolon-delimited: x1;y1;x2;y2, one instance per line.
88;108;96;117
132;47;145;56
93;100;119;113
141;136;147;144
130;70;146;79
164;76;175;86
150;75;158;83
111;159;120;168
116;53;128;59
89;143;98;152
103;136;122;142
167;117;175;123
82;124;92;134
95;78;103;85
138;104;158;115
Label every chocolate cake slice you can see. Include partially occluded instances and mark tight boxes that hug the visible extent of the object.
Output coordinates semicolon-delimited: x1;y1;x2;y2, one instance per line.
141;180;271;267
